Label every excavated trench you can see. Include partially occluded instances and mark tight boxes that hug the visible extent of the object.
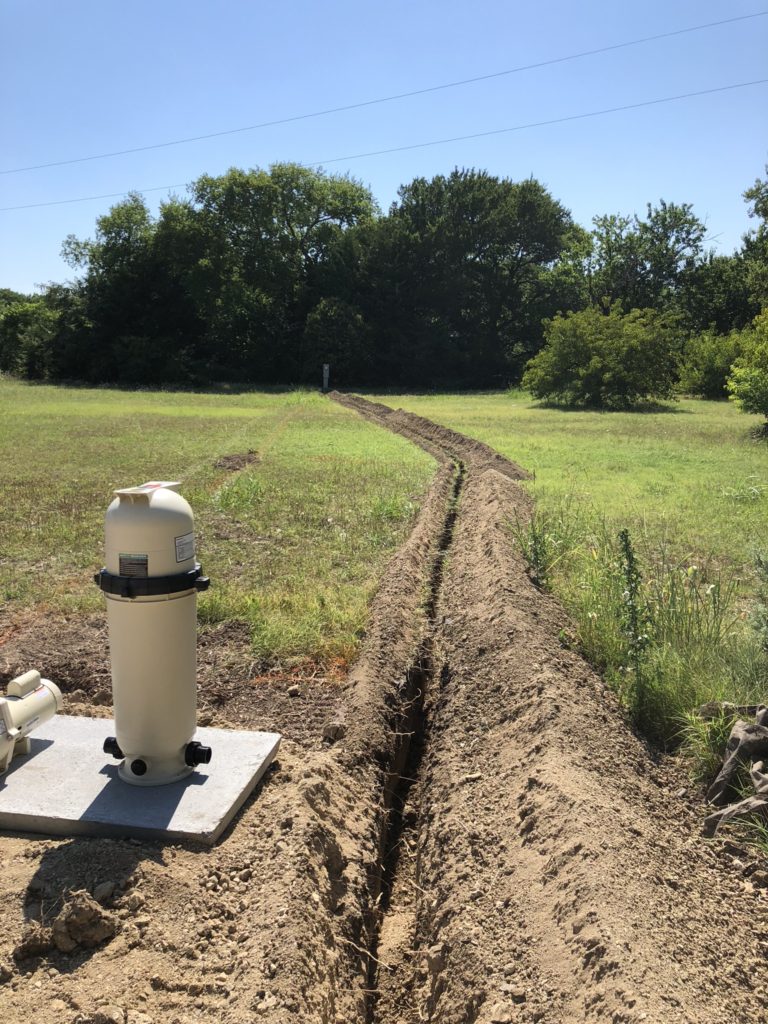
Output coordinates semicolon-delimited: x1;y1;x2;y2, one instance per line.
364;459;465;1024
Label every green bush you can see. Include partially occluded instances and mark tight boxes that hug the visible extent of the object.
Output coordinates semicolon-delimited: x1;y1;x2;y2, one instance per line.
521;303;679;409
679;327;747;399
727;311;768;422
0;300;59;378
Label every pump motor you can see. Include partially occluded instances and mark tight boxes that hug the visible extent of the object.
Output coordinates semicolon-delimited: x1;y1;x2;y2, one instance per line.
0;670;63;775
94;481;212;786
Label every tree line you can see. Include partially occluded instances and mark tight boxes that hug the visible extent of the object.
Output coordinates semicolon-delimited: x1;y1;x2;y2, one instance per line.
1;163;766;397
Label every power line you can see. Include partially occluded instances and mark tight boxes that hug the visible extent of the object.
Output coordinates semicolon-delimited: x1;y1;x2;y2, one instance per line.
1;78;766;213
1;10;766;176
314;79;768;165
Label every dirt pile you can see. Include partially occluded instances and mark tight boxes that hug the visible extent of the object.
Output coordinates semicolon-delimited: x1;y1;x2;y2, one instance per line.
0;393;765;1023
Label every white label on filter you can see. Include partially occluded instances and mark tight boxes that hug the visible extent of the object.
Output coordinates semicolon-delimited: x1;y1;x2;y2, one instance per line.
175;532;195;563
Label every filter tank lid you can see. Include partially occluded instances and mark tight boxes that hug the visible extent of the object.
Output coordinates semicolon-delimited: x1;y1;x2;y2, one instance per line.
114;481;181;504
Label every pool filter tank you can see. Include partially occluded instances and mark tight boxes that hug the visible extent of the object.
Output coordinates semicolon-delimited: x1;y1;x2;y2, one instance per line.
94;481;212;786
0;670;63;775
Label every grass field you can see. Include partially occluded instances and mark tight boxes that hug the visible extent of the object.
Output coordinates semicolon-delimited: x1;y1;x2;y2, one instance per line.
0;381;434;666
364;390;768;750
365;390;768;570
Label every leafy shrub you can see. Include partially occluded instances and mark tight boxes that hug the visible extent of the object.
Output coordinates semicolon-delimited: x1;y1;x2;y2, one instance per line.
0;300;59;378
727;311;768;423
521;302;679;409
678;327;747;399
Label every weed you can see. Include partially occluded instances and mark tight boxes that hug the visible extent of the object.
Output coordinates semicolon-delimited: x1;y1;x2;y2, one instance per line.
680;710;739;788
509;499;766;752
618;528;650;693
720;475;767;503
510;498;582;589
751;552;768;651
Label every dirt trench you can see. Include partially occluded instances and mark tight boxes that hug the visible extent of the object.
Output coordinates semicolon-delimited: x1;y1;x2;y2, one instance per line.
0;395;766;1024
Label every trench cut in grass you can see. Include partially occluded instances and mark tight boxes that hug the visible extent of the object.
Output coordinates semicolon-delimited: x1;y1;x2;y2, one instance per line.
368;390;768;765
0;381;434;666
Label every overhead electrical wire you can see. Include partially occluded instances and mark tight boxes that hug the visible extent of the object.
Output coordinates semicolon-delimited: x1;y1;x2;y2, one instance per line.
1;78;766;213
1;10;766;176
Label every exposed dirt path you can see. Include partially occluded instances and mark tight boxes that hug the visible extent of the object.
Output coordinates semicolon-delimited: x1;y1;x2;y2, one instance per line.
0;395;766;1024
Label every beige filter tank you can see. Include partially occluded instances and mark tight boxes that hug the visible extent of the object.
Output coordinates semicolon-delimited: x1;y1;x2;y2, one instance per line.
94;481;211;785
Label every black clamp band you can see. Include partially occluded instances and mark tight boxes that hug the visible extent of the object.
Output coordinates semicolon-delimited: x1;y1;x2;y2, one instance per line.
93;563;211;598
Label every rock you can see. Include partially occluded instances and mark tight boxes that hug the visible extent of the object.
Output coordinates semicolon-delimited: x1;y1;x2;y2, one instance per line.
287;684;301;697
124;891;146;912
425;943;446;975
238;868;253;882
49;1000;67;1014
462;772;483;784
488;1003;514;1023
52;917;79;953
126;1013;154;1024
93;881;116;905
322;720;347;742
52;891;117;952
0;960;13;984
92;1007;126;1024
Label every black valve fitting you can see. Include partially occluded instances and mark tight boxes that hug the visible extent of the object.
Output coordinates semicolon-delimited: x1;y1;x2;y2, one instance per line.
103;736;124;759
185;741;212;767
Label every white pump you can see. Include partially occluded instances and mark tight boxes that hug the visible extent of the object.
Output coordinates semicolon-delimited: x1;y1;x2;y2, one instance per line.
94;481;212;786
0;670;63;775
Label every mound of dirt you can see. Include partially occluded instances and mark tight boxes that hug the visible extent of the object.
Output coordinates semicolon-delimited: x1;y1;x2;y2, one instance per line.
213;450;260;471
14;891;117;959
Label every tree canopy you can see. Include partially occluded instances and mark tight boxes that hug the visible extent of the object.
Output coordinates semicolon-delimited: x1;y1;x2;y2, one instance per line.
2;162;766;401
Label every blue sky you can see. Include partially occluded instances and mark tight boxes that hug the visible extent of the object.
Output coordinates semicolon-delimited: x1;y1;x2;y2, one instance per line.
1;0;766;294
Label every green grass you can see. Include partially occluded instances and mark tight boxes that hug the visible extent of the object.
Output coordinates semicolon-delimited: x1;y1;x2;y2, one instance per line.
0;380;434;666
365;390;768;758
364;390;768;569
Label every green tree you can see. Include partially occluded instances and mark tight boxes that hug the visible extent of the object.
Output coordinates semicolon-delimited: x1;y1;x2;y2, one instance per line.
679;327;748;399
61;193;191;382
587;201;706;311
679;252;758;334
0;299;58;378
727;311;768;424
301;297;369;384
742;167;768;308
363;169;575;385
522;303;679;409
183;163;376;379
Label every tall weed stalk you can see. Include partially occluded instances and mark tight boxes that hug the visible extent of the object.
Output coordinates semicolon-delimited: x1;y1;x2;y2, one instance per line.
512;501;768;759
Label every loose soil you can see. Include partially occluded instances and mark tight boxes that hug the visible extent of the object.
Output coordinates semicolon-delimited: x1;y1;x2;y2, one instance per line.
0;394;766;1024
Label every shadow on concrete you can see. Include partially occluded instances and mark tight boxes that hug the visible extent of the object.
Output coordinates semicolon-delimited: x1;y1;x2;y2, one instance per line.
0;737;54;790
82;763;209;833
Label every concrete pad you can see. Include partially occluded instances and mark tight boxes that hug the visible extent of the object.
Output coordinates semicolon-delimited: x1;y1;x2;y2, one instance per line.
0;716;280;845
